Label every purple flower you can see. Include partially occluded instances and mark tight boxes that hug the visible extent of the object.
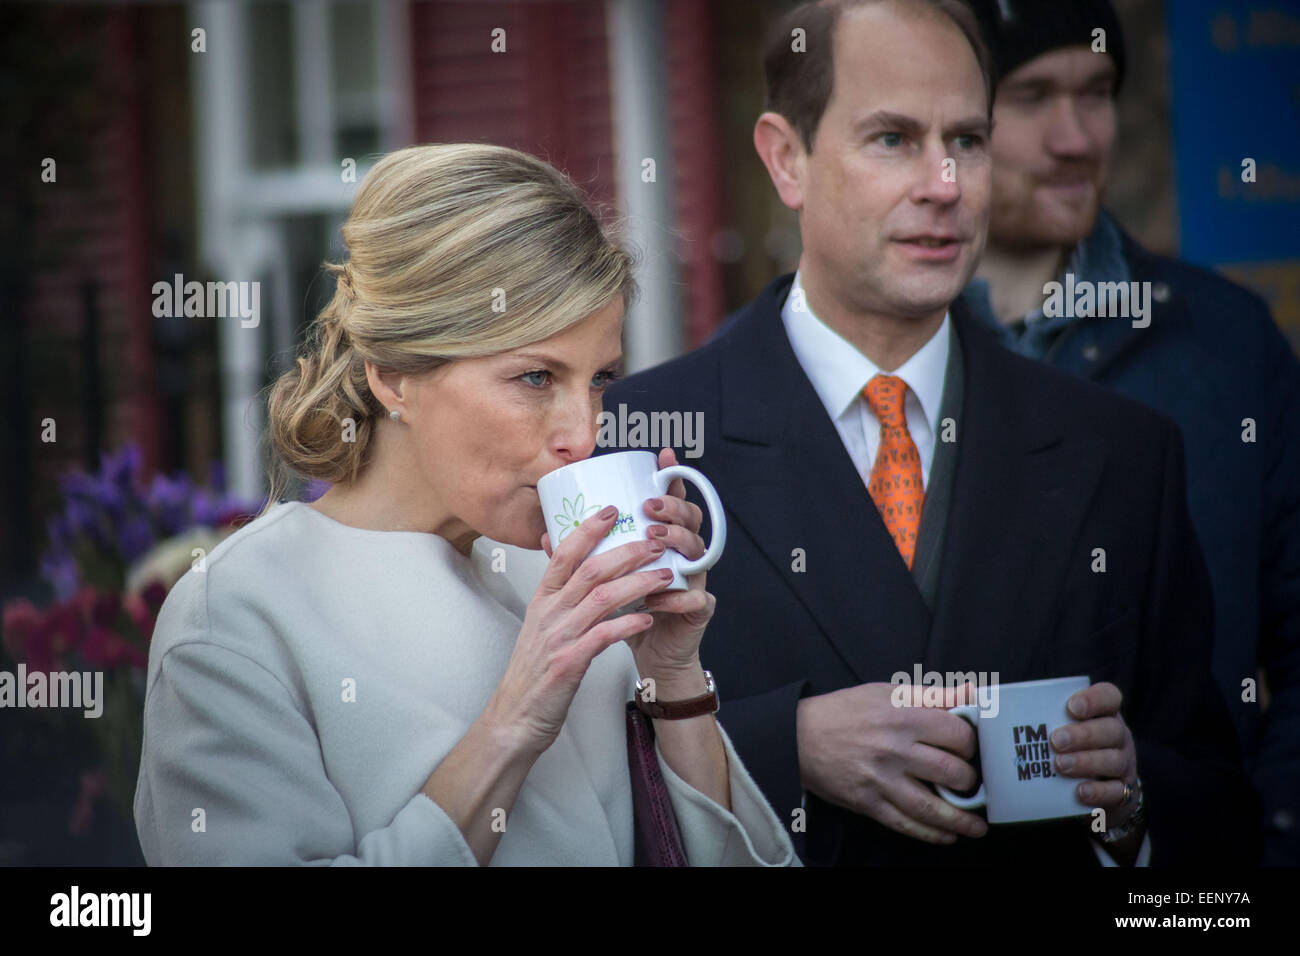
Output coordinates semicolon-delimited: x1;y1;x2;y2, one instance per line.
117;515;155;563
61;469;125;525
208;461;227;494
190;490;219;528
63;497;98;538
103;446;141;491
46;513;72;551
101;483;127;524
40;552;80;601
147;473;193;537
38;443;262;595
61;472;101;501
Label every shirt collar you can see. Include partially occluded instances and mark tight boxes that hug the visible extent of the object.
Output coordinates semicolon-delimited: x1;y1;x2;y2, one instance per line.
780;270;949;433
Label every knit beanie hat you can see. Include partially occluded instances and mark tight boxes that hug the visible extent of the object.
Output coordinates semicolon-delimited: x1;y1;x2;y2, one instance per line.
966;0;1126;94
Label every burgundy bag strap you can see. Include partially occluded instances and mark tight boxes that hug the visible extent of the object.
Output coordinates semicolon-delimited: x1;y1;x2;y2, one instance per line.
625;701;688;866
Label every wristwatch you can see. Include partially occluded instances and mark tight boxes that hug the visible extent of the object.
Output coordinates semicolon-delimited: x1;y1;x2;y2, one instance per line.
634;670;719;720
1099;777;1146;844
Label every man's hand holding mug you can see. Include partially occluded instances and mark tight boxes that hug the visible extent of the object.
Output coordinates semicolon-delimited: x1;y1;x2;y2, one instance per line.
797;676;1144;858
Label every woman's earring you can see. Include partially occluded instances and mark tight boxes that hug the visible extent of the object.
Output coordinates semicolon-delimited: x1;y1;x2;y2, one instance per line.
389;409;401;423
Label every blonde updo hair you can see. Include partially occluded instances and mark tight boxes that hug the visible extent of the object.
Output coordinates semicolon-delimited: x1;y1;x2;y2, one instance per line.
263;143;637;507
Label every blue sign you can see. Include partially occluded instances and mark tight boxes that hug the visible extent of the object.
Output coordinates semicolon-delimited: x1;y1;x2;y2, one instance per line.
1167;1;1300;265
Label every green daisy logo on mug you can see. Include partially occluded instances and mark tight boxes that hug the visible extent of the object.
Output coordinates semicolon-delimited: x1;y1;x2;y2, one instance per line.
554;494;600;541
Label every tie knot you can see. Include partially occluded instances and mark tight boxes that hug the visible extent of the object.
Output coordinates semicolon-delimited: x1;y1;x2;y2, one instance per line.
863;374;908;428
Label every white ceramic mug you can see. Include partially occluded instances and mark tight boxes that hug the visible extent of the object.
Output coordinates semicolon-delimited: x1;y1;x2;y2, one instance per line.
935;676;1095;824
537;450;727;591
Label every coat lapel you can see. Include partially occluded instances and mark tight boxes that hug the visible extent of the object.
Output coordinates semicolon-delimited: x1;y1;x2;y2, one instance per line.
925;306;1109;679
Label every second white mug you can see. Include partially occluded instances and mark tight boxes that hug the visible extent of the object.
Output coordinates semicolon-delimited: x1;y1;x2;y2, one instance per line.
935;675;1095;824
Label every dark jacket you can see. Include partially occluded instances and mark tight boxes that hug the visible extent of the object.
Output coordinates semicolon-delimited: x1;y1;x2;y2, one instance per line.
603;274;1259;866
960;225;1300;865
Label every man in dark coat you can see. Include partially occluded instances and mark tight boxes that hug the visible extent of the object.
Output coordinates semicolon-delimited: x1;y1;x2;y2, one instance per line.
604;0;1258;865
960;0;1299;864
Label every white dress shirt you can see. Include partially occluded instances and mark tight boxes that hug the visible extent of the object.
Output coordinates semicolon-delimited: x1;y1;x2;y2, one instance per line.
777;270;1149;867
781;271;949;490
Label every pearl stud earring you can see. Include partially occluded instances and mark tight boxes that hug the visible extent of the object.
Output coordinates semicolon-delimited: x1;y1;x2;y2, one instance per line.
389;409;401;422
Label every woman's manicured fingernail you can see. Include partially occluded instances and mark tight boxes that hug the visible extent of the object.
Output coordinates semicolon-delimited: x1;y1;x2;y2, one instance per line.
598;505;618;520
648;498;664;512
1056;754;1075;771
658;569;674;580
648;540;666;554
1052;729;1070;749
647;524;668;538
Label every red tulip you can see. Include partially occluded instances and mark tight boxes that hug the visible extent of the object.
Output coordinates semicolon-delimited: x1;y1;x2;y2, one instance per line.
2;598;41;662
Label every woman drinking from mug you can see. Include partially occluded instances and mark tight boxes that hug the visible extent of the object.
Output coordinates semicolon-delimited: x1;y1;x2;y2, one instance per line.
132;143;797;866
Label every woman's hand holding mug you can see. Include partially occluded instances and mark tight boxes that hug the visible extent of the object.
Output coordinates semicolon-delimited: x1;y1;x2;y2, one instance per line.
485;505;673;755
621;447;717;687
535;446;727;698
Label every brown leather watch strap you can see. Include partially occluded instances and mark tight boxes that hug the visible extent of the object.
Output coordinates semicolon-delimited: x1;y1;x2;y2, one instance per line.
634;671;719;720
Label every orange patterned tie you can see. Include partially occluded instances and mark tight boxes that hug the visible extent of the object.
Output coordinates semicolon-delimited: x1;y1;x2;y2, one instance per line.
862;374;925;569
